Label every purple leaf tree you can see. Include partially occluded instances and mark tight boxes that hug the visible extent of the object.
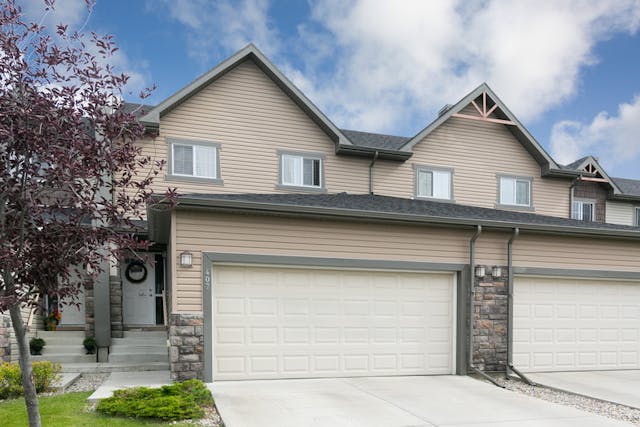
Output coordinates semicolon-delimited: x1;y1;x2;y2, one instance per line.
0;1;173;425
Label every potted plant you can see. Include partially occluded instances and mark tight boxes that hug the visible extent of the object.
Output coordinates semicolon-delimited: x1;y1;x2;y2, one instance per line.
29;337;45;355
45;308;62;331
83;337;97;354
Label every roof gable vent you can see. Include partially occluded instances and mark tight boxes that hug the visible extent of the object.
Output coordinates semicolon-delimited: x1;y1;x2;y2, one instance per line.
438;104;453;117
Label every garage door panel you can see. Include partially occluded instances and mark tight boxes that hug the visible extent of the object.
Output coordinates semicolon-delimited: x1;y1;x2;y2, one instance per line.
212;265;454;380
514;276;640;372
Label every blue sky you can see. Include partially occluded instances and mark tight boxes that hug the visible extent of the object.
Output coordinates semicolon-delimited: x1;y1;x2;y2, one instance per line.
22;0;640;178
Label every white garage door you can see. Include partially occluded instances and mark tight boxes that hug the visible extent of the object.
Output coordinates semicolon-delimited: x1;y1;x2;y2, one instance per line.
514;276;640;372
212;265;455;380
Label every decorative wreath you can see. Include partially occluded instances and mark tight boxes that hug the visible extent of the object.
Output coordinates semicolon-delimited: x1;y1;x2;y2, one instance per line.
125;260;148;284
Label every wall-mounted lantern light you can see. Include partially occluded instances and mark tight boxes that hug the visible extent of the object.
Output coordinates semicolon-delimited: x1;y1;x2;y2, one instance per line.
474;265;486;278
180;251;193;268
492;266;502;278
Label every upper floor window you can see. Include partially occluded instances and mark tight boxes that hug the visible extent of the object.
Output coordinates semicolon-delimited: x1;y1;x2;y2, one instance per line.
635;207;640;227
572;199;594;221
168;139;220;182
415;166;452;200
280;152;323;189
499;175;531;207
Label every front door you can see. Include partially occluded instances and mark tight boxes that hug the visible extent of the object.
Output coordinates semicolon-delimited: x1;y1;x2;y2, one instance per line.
58;286;85;326
123;258;156;325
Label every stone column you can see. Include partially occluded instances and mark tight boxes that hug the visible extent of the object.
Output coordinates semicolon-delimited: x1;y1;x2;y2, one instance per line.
0;314;11;362
472;266;508;371
169;313;204;381
109;276;124;338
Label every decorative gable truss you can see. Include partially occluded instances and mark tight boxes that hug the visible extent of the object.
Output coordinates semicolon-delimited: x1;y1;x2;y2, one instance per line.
451;91;516;126
569;156;622;195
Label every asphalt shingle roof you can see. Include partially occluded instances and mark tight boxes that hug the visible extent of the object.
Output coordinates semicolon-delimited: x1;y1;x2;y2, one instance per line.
178;193;640;233
340;129;410;151
612;177;640;197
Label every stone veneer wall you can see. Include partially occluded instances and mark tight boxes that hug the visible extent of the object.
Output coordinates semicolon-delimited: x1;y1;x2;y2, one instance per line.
84;285;95;337
573;181;608;222
110;277;123;338
169;313;204;380
0;314;11;362
472;266;508;372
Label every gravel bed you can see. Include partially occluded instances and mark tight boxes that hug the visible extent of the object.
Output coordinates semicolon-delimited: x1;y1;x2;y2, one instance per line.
66;373;110;393
484;375;640;426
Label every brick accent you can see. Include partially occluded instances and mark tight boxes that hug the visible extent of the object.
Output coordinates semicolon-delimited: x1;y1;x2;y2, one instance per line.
169;312;204;381
0;314;11;362
110;277;123;338
472;266;508;372
573;181;608;222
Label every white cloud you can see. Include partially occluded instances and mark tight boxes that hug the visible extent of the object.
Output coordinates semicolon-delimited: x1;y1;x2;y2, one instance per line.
294;0;640;134
550;95;640;171
20;0;150;98
153;0;281;64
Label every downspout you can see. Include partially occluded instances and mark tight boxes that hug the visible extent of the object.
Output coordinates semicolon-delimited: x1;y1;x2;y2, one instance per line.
506;228;535;385
468;226;504;387
369;151;379;195
569;176;581;218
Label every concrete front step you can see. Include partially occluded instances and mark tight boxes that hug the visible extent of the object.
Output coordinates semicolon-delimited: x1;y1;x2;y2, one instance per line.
110;346;168;354
61;362;169;373
122;331;167;338
39;345;86;354
109;353;168;363
32;353;97;364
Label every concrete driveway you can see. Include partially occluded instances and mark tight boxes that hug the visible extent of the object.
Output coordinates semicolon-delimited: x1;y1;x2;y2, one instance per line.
527;370;640;409
210;375;632;427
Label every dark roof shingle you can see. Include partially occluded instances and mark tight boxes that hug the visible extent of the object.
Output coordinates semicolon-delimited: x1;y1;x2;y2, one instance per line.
341;129;410;151
178;193;640;234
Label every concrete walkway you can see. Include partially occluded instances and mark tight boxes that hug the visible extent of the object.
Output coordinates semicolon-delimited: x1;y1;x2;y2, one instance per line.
210;375;633;427
528;370;640;409
87;370;171;402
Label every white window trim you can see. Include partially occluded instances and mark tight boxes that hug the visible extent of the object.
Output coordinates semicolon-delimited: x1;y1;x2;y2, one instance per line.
278;151;325;191
167;138;222;184
635;207;640;227
572;199;595;221
414;165;454;201
497;175;532;208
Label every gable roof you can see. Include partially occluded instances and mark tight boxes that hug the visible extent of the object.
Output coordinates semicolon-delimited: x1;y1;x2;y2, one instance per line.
611;177;640;198
399;83;562;173
138;44;352;146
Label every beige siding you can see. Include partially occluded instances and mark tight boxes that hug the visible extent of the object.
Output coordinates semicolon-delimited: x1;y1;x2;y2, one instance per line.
373;105;571;217
144;59;370;197
173;211;473;311
172;211;640;312
606;200;636;226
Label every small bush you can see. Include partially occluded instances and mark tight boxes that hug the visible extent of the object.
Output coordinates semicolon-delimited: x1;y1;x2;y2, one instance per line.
96;379;213;421
0;361;61;399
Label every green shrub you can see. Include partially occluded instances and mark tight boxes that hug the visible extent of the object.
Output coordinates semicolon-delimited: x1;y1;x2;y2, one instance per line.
96;379;213;421
0;361;62;399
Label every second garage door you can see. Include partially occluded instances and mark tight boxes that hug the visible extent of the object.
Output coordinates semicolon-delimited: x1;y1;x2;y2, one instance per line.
212;265;455;380
514;276;640;372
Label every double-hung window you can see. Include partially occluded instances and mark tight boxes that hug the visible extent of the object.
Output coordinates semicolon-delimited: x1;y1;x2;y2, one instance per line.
170;140;219;181
280;153;322;188
499;176;531;207
635;207;640;227
416;167;452;200
572;200;594;221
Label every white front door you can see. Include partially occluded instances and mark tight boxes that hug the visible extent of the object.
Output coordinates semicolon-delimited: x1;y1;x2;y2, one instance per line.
212;265;456;381
514;276;640;372
123;259;156;325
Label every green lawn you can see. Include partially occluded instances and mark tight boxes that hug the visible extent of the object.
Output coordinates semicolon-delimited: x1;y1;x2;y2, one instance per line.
0;392;199;426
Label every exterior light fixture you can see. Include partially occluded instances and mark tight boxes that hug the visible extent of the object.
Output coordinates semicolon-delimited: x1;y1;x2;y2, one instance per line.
474;265;486;278
179;251;193;268
492;266;502;278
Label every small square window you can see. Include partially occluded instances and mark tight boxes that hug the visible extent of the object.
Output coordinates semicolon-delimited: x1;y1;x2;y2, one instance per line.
572;200;594;221
499;176;531;207
416;168;452;200
170;141;218;180
281;154;322;188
